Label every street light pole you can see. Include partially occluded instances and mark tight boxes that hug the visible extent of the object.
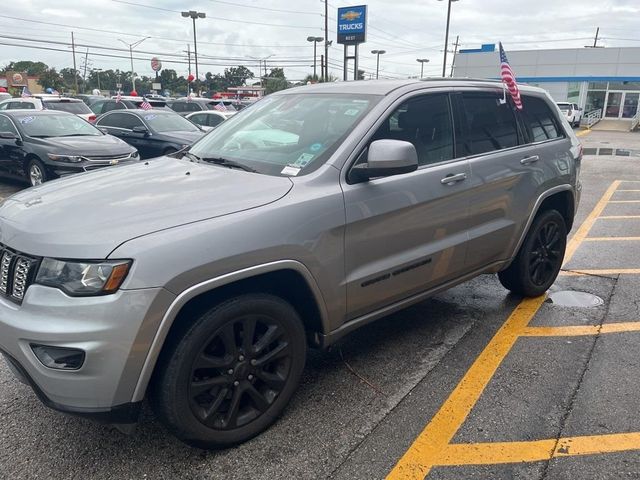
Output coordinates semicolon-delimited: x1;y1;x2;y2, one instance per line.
416;58;430;79
307;36;324;80
94;68;102;91
371;50;386;79
438;0;459;78
118;36;150;92
182;11;206;94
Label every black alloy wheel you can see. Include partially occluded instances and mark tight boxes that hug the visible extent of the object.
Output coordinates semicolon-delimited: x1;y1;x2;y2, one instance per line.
151;294;306;449
498;209;567;297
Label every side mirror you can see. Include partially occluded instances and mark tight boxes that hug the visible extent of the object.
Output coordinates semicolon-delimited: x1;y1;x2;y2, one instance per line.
0;131;17;140
132;126;149;135
349;139;418;183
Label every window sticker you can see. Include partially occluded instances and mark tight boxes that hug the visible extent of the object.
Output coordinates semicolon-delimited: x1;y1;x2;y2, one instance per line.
344;108;361;116
309;143;323;153
144;114;157;121
293;152;315;167
19;116;35;124
281;165;301;176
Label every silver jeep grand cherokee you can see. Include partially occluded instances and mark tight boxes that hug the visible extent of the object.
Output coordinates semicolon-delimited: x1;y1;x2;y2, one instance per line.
0;79;581;448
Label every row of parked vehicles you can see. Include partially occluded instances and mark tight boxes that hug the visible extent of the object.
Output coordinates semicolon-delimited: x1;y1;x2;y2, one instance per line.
0;94;238;186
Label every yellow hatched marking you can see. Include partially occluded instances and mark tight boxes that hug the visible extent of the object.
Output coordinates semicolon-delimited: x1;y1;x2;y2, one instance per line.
437;432;640;466
523;322;640;337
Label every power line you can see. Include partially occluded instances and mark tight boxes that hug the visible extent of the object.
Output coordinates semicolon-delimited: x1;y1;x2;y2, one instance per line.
207;0;321;16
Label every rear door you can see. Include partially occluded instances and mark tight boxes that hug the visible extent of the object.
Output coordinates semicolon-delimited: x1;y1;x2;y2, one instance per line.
0;115;24;175
342;92;472;319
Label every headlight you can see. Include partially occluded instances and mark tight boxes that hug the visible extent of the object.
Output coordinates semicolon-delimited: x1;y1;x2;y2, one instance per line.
48;154;83;163
35;259;131;296
130;150;140;159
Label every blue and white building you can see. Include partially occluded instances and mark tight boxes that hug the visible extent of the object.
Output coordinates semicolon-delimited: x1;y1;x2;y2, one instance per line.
453;44;640;126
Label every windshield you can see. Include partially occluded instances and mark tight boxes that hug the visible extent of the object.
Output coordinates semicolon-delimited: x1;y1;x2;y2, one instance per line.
143;112;201;133
189;93;379;176
43;101;92;115
17;113;101;137
557;104;571;111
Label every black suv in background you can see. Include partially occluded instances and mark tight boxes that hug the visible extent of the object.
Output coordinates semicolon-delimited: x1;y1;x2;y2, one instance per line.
90;97;169;115
167;98;237;116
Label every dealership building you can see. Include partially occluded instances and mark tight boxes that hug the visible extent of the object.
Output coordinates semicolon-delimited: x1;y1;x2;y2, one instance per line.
453;44;640;127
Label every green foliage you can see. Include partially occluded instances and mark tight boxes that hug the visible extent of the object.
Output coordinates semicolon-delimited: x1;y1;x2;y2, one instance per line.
37;68;65;92
1;61;49;76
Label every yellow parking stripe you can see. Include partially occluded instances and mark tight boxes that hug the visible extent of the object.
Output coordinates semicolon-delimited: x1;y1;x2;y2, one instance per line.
523;322;640;337
576;130;591;137
560;269;640;276
385;297;546;480
617;190;640;192
563;181;621;264
608;200;640;203
437;432;640;466
583;237;640;242
598;215;640;220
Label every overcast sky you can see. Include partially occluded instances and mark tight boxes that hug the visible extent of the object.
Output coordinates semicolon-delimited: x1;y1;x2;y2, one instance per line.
0;0;639;82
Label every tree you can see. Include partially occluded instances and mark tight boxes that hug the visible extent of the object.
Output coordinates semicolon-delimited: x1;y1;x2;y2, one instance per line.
1;61;49;76
224;66;254;87
264;68;289;95
60;67;83;92
37;68;65;92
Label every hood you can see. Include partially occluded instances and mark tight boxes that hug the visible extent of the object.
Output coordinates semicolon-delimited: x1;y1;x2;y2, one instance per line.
0;157;293;258
35;134;135;156
160;130;205;144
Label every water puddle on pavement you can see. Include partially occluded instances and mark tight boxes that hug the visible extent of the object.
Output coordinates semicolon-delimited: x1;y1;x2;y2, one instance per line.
546;290;604;307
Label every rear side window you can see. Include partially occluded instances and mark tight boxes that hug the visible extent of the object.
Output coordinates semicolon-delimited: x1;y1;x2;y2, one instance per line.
520;96;563;143
170;102;186;112
43;101;92;114
456;92;519;156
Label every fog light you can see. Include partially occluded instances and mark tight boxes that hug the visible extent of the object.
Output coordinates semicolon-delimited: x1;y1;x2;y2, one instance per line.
31;344;85;370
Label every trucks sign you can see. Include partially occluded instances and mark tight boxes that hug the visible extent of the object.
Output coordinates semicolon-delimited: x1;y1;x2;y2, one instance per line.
337;5;367;45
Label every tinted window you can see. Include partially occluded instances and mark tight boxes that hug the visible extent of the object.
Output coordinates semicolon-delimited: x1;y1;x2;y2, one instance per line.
8;101;35;110
207;114;225;127
98;112;143;130
457;93;519;156
371;94;454;166
0;115;18;135
43;100;92;114
170;102;186;112
189;113;207;126
557;104;571;111
0;103;7;111
520;96;563;143
143;112;200;133
103;101;126;113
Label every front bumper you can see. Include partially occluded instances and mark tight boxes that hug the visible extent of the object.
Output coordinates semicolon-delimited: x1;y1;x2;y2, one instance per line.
0;284;175;422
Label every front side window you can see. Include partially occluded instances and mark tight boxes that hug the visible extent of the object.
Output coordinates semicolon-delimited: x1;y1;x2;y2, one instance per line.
0;115;18;135
143;112;200;133
456;92;520;156
189;113;206;126
370;93;454;166
97;112;143;130
188;93;379;176
16;113;101;138
207;114;225;128
520;96;563;143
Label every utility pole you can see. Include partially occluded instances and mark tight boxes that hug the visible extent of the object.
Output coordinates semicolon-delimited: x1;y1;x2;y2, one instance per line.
324;0;329;81
71;32;79;94
83;49;89;87
187;44;191;77
593;27;600;48
449;35;460;77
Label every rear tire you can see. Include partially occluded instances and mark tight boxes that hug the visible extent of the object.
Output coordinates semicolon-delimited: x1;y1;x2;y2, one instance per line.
498;209;567;297
150;293;306;449
26;157;48;186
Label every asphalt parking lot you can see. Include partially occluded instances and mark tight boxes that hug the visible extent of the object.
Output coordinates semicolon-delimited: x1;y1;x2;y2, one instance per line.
1;129;640;479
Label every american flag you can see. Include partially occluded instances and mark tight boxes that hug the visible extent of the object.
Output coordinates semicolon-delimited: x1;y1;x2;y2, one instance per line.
499;42;522;110
140;99;152;110
214;101;228;112
21;87;32;97
115;91;122;103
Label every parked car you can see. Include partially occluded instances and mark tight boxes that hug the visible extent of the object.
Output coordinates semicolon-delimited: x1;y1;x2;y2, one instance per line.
0;110;138;186
95;109;205;158
556;102;582;127
167;97;237;116
73;94;105;106
0;92;11;102
0;79;581;449
90;97;169;116
185;110;235;131
0;95;97;123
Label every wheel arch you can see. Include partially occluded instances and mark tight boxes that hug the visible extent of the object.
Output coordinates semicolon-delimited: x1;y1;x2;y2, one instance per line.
131;260;329;402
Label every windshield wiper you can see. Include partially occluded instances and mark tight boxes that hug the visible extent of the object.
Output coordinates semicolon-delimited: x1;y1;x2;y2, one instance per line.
201;157;257;173
182;151;200;162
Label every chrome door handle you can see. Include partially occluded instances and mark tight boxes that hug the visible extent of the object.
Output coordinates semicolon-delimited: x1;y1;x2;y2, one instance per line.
520;155;540;165
440;173;467;185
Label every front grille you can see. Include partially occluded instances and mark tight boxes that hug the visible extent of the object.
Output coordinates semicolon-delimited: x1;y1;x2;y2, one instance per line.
0;244;40;304
82;153;132;162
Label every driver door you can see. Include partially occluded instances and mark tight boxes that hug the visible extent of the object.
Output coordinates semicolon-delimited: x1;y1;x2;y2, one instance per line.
0;115;24;176
342;93;473;319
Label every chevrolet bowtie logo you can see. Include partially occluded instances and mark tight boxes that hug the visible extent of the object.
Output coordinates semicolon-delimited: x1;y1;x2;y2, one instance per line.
340;10;361;21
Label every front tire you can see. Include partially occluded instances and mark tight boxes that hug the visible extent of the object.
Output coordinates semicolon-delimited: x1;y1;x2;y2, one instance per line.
498;209;567;297
26;157;48;186
150;294;306;449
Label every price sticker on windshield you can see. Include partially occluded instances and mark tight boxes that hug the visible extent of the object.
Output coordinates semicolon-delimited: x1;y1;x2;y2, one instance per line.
293;153;314;167
281;165;301;176
144;114;157;121
19;116;35;124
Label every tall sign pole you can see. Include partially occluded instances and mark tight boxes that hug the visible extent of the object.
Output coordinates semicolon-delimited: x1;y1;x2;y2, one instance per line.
337;5;367;81
71;32;79;94
324;0;329;81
